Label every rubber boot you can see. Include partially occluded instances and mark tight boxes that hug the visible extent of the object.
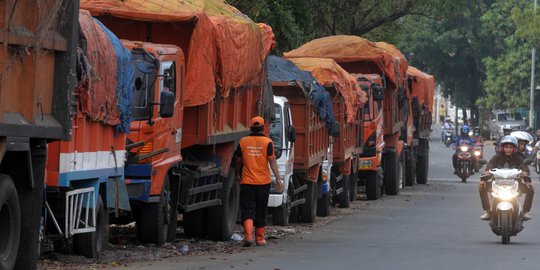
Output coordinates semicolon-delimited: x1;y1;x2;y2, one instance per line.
242;219;253;247
255;227;266;246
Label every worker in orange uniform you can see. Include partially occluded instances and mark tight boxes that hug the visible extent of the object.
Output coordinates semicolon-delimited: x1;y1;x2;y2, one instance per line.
234;116;283;247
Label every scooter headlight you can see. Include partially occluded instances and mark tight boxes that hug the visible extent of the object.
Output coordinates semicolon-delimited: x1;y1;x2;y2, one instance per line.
474;150;481;156
491;179;519;200
460;146;469;152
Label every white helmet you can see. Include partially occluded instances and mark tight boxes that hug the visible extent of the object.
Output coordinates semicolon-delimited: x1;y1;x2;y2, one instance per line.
498;135;518;154
510;131;534;144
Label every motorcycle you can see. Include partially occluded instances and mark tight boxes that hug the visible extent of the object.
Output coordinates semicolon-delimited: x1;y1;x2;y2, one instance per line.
535;149;540;175
473;145;484;172
443;128;454;147
481;168;531;244
456;142;474;182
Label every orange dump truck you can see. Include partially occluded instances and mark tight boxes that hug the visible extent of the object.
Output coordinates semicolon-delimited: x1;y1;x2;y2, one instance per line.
353;74;386;200
266;55;340;224
81;0;274;242
43;10;134;259
407;67;435;184
0;1;79;269
285;36;408;197
288;57;366;209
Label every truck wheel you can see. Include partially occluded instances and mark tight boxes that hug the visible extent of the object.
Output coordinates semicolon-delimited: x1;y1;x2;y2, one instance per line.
74;195;108;258
337;174;350;208
365;169;381;200
137;175;174;245
316;192;331;217
183;209;208;237
272;203;290;226
405;147;416;186
384;151;400;196
399;152;406;189
0;174;21;270
416;142;429;184
300;181;317;223
272;180;293;226
288;176;302;223
208;169;239;240
349;169;358;202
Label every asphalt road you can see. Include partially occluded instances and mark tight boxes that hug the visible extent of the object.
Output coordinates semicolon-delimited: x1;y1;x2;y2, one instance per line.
118;127;540;270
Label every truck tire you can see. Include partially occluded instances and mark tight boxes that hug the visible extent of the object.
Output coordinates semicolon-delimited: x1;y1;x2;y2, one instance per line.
405;147;416;186
208;169;239;241
299;181;317;223
288;176;302;223
316;192;331;217
349;168;358;202
272;203;290;226
365;169;382;200
337;174;350;208
74;195;108;258
416;140;429;184
0;174;20;270
272;181;293;226
166;175;180;242
384;151;400;196
183;209;208;238
137;175;174;245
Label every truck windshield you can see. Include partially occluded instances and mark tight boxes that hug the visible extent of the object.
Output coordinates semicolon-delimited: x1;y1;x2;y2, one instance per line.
131;50;158;121
270;103;283;159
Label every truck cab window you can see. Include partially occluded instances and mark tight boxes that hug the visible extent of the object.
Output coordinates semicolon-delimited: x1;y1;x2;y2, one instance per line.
159;61;176;96
131;52;158;121
270;103;283;159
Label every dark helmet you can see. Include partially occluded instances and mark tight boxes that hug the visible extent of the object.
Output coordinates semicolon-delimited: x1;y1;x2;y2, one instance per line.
498;135;518;154
460;125;470;136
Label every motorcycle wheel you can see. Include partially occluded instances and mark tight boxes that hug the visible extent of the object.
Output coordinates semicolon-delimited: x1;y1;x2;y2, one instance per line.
501;212;511;245
460;162;468;183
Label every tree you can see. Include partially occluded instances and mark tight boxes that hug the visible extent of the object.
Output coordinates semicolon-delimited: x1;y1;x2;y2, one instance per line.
229;0;449;54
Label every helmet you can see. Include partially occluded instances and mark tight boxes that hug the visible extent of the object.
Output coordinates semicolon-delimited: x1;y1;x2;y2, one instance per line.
460;125;470;136
510;131;534;144
502;125;513;134
445;117;452;122
498;135;518;154
473;127;481;136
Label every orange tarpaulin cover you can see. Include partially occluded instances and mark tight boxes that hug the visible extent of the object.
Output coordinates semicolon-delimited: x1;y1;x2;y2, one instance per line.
80;0;275;107
407;67;435;112
288;58;367;124
285;35;407;89
78;10;120;126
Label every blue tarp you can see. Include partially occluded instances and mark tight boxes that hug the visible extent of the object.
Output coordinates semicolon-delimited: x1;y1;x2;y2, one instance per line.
266;55;339;136
94;19;135;134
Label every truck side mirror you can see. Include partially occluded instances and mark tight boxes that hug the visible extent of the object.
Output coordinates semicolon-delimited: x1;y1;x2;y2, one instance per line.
288;125;296;143
373;85;384;101
159;91;175;118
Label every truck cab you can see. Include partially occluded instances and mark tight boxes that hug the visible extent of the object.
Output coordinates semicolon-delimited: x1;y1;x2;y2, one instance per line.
268;96;295;224
355;74;385;200
121;41;184;244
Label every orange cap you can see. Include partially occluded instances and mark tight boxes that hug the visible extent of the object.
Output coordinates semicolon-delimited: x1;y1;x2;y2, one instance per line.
250;116;265;127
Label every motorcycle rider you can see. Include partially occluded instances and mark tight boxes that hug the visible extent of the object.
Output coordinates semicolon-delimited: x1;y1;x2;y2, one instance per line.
441;118;455;142
472;127;484;146
494;125;513;152
479;135;534;220
452;125;477;174
511;131;534;159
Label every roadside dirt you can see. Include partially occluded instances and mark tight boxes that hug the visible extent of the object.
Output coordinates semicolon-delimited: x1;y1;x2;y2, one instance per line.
37;188;434;270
